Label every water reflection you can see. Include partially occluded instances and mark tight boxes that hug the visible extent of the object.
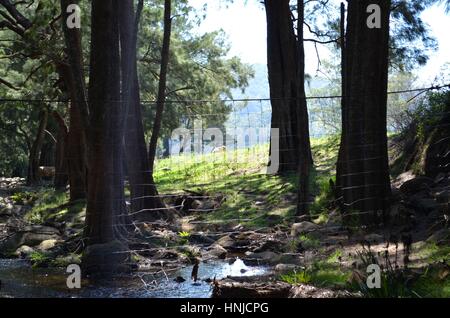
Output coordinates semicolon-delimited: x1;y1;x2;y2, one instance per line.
0;258;268;298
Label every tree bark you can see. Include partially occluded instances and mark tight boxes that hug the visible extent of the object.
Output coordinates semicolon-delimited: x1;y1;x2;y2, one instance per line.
296;0;313;216
27;109;48;185
53;111;69;189
82;0;129;276
119;0;166;221
265;0;300;173
60;0;88;201
339;0;392;226
148;0;172;173
335;2;346;210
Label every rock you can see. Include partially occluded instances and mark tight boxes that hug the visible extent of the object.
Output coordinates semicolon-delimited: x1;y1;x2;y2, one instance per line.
37;239;59;251
289;284;359;298
214;235;250;252
275;264;303;273
291;222;320;236
215;235;235;249
174;276;186;283
205;244;227;260
399;176;434;195
435;190;450;204
277;253;304;266
54;254;81;266
82;240;130;276
0;225;61;253
326;210;342;227
253;239;285;253
426;228;450;244
14;245;34;258
363;234;384;243
244;251;279;264
414;198;439;214
188;233;217;245
392;170;416;189
212;279;291;298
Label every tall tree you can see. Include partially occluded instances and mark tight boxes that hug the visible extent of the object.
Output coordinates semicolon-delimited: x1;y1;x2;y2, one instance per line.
26;108;48;185
82;0;129;276
119;0;166;220
296;0;313;216
264;0;312;215
60;0;88;202
148;0;172;177
338;0;392;225
265;0;301;173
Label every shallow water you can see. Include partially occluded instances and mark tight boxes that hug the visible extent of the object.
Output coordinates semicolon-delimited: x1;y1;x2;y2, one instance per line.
0;258;267;298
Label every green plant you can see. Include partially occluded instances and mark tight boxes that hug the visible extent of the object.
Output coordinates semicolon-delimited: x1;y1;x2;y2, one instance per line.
299;234;320;249
29;251;51;268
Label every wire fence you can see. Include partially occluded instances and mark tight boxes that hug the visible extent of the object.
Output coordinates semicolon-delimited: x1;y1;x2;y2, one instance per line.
0;83;449;290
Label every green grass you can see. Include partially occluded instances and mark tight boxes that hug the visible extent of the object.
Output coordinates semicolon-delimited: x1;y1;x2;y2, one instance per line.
280;261;351;288
17;188;85;226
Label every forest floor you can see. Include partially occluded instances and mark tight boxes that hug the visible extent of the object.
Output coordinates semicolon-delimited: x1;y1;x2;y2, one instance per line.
0;136;449;298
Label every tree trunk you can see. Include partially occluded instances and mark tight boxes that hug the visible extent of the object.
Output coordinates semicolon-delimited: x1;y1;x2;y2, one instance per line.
82;0;129;276
60;0;88;201
119;0;166;221
265;0;301;173
148;0;172;173
295;0;313;216
53;111;69;189
27;109;48;185
339;0;391;226
335;2;346;210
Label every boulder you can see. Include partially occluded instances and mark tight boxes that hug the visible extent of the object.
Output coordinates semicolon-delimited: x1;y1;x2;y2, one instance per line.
0;225;61;252
252;239;285;253
205;244;227;260
291;222;320;236
392;170;416;189
212;279;291;298
82;240;130;276
214;235;250;252
37;239;59;251
14;245;35;258
413;198;439;214
188;233;217;245
399;176;434;195
426;228;450;244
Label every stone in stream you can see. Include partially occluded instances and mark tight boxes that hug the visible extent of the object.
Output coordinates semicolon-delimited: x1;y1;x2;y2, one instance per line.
0;225;61;253
212;279;291;298
204;244;227;260
174;276;186;283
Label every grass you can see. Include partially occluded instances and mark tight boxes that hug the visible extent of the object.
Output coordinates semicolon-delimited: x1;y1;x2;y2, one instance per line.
152;136;340;229
15;137;341;231
280;259;350;288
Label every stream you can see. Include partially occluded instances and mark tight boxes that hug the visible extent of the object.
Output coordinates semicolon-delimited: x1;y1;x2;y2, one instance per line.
0;258;268;298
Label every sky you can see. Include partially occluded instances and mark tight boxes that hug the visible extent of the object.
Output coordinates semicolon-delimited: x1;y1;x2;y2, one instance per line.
188;0;450;86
